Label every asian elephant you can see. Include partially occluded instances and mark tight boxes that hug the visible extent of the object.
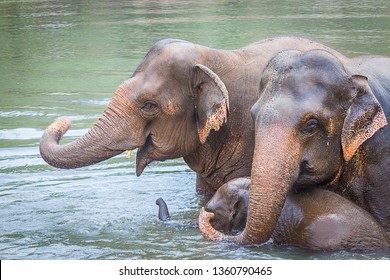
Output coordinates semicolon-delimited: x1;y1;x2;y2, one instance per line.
200;177;390;252
39;37;345;196
199;49;390;244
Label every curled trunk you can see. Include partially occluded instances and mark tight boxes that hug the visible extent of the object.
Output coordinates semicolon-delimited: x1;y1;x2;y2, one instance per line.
39;83;141;169
199;126;301;245
39;114;124;169
39;85;139;169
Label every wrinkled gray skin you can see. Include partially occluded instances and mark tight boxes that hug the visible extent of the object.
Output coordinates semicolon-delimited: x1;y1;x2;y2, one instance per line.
200;49;390;245
156;198;198;229
156;198;170;221
203;178;390;252
39;37;344;196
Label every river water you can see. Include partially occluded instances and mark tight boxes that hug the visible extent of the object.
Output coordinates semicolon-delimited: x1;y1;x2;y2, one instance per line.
1;0;390;260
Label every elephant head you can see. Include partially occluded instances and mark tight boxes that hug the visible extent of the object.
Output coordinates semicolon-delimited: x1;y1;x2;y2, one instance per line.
40;39;229;175
199;49;388;244
204;177;250;233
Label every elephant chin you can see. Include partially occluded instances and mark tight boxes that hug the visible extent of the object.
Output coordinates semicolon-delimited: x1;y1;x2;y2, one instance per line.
136;148;153;176
135;135;155;176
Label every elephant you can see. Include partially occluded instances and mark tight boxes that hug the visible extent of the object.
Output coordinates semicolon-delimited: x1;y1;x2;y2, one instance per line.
199;49;390;245
39;36;346;196
199;177;390;252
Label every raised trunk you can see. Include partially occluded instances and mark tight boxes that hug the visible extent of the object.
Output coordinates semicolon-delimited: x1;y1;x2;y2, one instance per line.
40;116;123;169
40;81;142;169
199;126;301;245
156;198;170;221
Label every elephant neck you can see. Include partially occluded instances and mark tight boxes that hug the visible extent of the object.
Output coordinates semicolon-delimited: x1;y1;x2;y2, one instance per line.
184;46;278;194
184;126;254;195
335;149;367;195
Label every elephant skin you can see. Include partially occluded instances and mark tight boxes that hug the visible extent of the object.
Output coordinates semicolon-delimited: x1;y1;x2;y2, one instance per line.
199;178;390;252
39;37;346;196
156;198;170;221
199;49;390;245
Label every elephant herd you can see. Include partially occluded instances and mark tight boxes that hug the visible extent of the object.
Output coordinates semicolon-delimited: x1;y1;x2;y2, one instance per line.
40;36;390;252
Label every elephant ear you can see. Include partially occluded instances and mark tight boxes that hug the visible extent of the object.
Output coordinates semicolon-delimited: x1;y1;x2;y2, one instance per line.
341;75;388;161
194;64;229;144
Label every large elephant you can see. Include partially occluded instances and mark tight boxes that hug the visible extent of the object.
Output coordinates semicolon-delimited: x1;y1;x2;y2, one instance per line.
39;37;344;195
199;177;390;252
199;49;390;244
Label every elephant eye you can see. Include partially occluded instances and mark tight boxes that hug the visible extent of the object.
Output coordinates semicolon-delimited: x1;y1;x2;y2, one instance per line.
302;117;319;134
141;101;159;115
142;101;157;110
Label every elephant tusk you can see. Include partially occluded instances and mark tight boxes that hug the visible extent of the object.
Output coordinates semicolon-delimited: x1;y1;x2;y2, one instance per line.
126;150;133;159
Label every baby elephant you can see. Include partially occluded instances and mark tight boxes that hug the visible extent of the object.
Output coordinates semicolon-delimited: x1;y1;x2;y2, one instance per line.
200;178;390;252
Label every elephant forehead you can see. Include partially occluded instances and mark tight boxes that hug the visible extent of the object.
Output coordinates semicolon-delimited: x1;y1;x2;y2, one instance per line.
256;95;298;121
285;72;351;115
207;194;228;211
127;75;180;103
285;70;325;92
259;69;321;102
139;64;191;95
142;44;195;76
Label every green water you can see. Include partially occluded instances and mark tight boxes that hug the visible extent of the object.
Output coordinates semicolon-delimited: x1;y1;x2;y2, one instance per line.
1;0;389;259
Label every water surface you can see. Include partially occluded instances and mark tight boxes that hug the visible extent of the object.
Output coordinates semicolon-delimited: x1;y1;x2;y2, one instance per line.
1;0;390;259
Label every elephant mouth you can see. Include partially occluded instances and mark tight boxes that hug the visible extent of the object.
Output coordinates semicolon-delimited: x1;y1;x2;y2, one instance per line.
295;159;344;189
135;133;184;177
135;134;154;176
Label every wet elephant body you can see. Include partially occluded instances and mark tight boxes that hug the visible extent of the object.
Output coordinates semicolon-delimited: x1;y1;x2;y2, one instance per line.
199;49;390;246
39;37;345;196
275;189;390;252
200;178;390;252
336;56;390;231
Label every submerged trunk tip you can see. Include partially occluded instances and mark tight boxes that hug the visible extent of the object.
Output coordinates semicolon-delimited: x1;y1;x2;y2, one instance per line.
199;207;246;243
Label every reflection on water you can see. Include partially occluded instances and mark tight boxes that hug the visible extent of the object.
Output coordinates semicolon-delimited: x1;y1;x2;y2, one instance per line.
1;0;390;259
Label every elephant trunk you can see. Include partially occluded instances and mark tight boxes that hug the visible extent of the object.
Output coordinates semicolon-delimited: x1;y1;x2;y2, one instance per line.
199;125;301;245
156;198;170;221
40;81;142;169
